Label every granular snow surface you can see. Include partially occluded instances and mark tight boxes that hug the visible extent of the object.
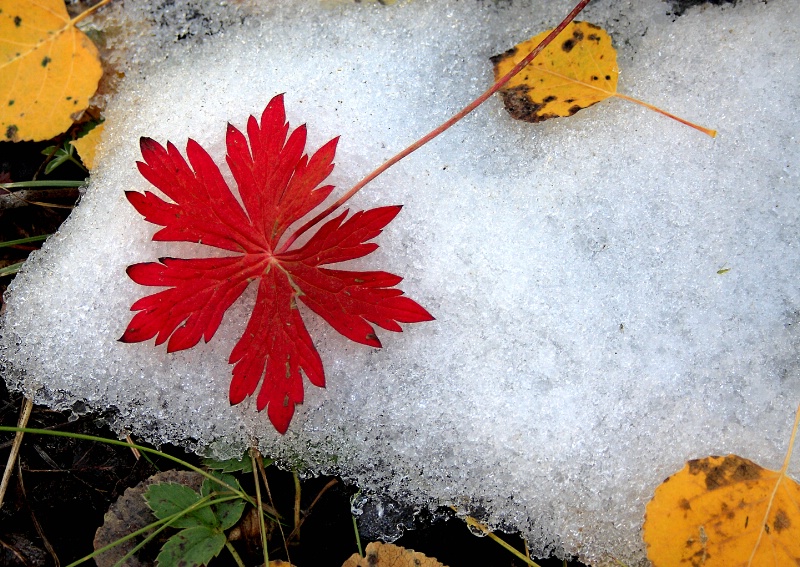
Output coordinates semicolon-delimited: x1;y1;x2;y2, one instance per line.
2;0;799;564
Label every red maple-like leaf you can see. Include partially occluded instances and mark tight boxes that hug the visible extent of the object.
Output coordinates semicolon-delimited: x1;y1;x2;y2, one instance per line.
121;94;433;434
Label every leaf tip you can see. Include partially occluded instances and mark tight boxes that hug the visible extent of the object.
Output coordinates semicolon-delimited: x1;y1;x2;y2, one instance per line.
365;333;382;348
266;92;286;115
118;323;145;343
268;404;293;435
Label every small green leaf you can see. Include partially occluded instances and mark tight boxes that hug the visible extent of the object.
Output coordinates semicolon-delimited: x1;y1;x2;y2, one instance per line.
217;498;246;531
200;472;239;498
203;457;251;473
203;455;273;473
41;141;86;175
144;483;218;529
156;526;226;567
202;472;246;530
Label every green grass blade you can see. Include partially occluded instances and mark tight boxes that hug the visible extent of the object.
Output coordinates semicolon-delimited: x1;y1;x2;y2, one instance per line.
1;181;84;189
0;235;50;248
0;427;259;511
0;262;25;277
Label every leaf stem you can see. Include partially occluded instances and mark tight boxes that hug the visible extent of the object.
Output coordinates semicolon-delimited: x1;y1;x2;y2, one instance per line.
70;0;114;26
277;0;592;253
250;447;270;567
256;450;289;559
293;470;301;541
350;491;364;557
747;402;800;567
225;540;247;567
613;93;716;138
452;507;542;567
779;402;800;474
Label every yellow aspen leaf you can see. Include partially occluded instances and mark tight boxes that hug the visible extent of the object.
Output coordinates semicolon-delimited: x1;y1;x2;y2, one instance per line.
0;0;109;142
341;542;448;567
491;21;716;137
491;22;617;123
643;403;800;567
71;123;105;170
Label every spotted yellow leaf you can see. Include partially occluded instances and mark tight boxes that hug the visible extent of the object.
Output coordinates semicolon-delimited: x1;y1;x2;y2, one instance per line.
491;21;617;122
491;21;716;137
644;404;800;566
342;542;447;567
0;0;109;142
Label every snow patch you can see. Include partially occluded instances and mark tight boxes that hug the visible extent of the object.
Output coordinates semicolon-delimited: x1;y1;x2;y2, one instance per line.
2;0;799;564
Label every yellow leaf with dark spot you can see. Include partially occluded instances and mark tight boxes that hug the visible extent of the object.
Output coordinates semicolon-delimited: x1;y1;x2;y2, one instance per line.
491;21;716;137
342;542;448;567
71;123;105;170
644;405;800;567
0;0;105;142
491;22;617;123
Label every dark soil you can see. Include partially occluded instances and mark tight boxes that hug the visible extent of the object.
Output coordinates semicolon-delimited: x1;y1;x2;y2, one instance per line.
0;381;586;567
0;140;80;304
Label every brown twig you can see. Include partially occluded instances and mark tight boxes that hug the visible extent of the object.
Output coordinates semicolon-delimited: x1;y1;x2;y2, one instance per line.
285;478;339;543
124;434;141;460
255;450;291;562
0;188;79;209
0;397;33;509
293;471;301;542
0;537;28;564
18;461;61;566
